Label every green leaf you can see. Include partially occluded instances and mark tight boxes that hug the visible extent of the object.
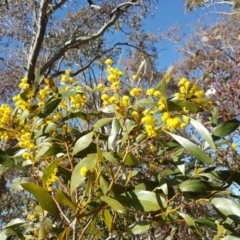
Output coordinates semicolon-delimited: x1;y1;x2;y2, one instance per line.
33;68;40;92
178;212;202;236
70;154;97;195
44;143;63;157
117;190;167;212
21;183;60;217
5;218;28;229
126;221;150;236
42;159;59;187
0;149;24;171
59;91;82;98
102;209;113;231
12;177;34;192
211;198;240;223
38;99;61;118
55;190;77;211
170;99;203;112
190;117;215;150
180;179;222;193
39;217;53;239
211;107;218;127
102;152;118;164
61;111;88;122
100;174;110;195
93;118;113;131
72;131;94;156
101;196;127;213
212;119;240;138
133;98;157;107
195;217;217;230
108;119;120;149
166;132;212;164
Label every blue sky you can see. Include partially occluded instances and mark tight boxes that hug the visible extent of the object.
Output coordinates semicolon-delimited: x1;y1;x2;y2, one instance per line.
144;0;222;69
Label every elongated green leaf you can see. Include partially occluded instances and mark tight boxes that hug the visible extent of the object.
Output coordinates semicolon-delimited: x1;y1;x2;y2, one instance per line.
5;218;28;229
211;198;240;223
21;183;60;217
59;91;81;97
44;144;63;157
33;68;40;92
212;119;240;138
102;152;118;164
93;118;113;131
180;179;222;193
126;221;150;236
108;119;120;150
211;107;218;127
102;209;112;231
133;98;157;107
12;177;34;192
0;149;24;171
70;154;97;195
38;99;61;118
55;190;77;211
178;212;202;236
39;217;53;239
117;190;167;212
190;117;215;150
101;196;126;214
42;159;59;187
166;132;212;163
195;217;216;230
170;99;203;112
72;131;94;156
61;111;88;122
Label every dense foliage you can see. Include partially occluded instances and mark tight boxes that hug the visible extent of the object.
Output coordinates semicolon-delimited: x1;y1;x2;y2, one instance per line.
0;58;239;239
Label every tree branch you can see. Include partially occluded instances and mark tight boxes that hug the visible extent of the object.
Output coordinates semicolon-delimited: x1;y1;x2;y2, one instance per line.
26;0;50;83
47;0;68;15
40;0;136;76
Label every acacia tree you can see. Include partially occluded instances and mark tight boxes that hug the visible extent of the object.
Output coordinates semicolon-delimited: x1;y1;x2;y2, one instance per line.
1;1;240;240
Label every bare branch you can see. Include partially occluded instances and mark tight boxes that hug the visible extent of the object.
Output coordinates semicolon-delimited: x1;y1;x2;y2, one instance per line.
26;0;50;83
40;0;136;76
47;0;68;15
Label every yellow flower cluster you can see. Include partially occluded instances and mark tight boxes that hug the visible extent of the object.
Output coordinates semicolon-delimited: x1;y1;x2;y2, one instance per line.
130;88;142;97
52;112;63;122
45;167;58;192
13;92;34;114
19;77;30;90
161;112;190;131
116;95;131;118
0;104;13;141
28;214;35;221
37;86;50;107
80;166;89;177
232;143;238;151
61;69;74;84
141;110;158;137
18;127;35;150
174;78;212;110
70;90;87;110
146;88;161;99
101;93;117;106
22;152;34;162
105;59;123;93
132;110;140;122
